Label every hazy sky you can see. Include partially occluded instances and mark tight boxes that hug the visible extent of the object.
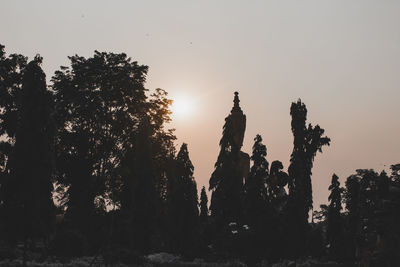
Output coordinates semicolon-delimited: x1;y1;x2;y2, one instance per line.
2;0;400;208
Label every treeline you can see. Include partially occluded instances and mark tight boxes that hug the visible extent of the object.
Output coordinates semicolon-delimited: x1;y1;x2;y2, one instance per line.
0;44;399;266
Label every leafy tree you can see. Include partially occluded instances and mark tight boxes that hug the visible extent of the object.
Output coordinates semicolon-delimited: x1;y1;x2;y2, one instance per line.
376;165;400;265
53;51;176;254
390;164;400;183
115;90;175;252
147;88;176;204
0;44;27;142
52;51;150;240
313;204;328;223
327;174;344;259
343;169;390;261
344;173;361;259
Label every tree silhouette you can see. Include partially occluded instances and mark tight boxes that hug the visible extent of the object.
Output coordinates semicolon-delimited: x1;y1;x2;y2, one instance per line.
327;174;344;259
0;45;27;238
343;169;391;262
123;117;160;252
168;143;198;255
267;160;289;212
344;173;361;260
2;57;55;254
209;93;247;227
199;186;209;220
243;134;271;261
244;134;268;226
52;51;149;234
286;99;330;257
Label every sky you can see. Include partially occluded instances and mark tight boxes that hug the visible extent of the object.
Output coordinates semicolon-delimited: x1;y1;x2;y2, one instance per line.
2;0;400;209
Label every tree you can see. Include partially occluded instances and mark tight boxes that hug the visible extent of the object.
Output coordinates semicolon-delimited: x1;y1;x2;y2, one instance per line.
52;51;150;244
199;186;209;220
344;173;361;259
343;169;390;261
267;160;289;212
209;115;243;224
286;99;330;257
168;143;198;254
327;174;344;259
2;57;55;247
288;100;331;221
124;117;161;252
0;45;27;231
243;135;270;261
244;134;268;226
209;93;247;227
53;51;177;254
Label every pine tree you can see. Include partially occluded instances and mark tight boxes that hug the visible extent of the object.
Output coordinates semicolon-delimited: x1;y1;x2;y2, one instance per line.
244;134;268;226
209;92;247;227
168;143;198;254
327;174;344;259
199;186;209;220
243;135;271;260
209;116;242;224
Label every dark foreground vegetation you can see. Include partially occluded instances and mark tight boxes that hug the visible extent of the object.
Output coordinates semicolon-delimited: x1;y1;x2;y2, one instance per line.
0;44;399;266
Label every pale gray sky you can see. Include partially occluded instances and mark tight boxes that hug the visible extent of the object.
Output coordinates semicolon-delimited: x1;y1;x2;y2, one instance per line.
2;0;400;208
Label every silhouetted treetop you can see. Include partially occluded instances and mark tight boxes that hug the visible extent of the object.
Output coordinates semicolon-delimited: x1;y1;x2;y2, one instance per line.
244;134;268;226
288;99;331;220
199;186;209;219
209;92;249;224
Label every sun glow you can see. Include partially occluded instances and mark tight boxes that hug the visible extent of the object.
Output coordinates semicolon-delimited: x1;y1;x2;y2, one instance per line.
171;94;196;119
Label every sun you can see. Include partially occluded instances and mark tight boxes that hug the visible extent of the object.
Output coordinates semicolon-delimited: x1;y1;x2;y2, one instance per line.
171;94;196;119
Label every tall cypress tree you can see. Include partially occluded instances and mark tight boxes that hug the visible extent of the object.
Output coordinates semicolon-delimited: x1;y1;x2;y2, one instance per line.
3;57;55;243
168;143;198;254
244;134;268;226
243;134;270;260
128;117;159;252
199;186;209;220
327;174;344;259
209;93;246;226
0;45;27;235
287;99;330;256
